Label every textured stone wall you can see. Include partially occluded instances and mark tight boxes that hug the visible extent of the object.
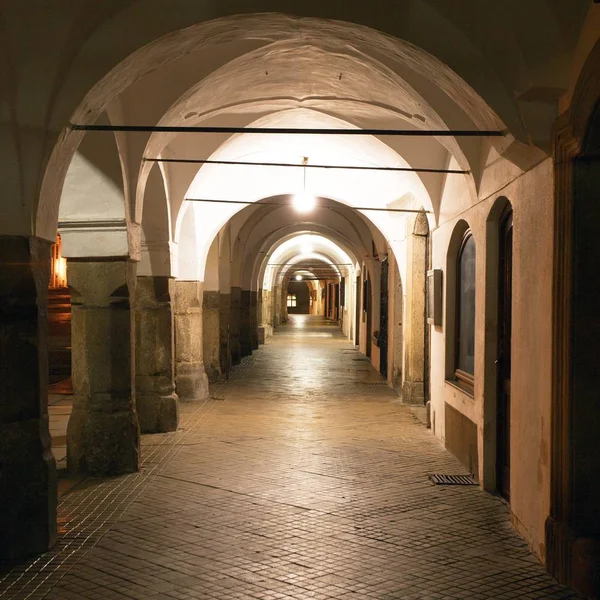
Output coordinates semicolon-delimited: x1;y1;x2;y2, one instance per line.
173;281;209;401
135;277;179;433
67;260;140;475
203;290;222;382
0;236;57;559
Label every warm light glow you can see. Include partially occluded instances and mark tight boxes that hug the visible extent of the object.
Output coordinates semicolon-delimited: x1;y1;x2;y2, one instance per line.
49;234;68;288
295;274;303;281
292;191;316;213
301;244;313;255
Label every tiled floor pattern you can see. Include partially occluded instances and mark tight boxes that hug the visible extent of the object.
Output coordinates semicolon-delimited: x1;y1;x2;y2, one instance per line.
1;315;583;599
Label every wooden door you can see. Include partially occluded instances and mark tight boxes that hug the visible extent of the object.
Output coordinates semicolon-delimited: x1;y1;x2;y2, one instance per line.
497;210;513;501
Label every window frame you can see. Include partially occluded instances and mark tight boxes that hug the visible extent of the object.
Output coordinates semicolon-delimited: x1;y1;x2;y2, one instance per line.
287;294;297;308
454;231;476;394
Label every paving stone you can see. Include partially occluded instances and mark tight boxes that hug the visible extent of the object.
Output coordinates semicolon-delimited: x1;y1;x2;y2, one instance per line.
0;316;584;599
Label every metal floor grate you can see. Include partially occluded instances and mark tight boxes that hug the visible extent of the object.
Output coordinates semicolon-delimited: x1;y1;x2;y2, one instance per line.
428;474;477;485
356;381;389;386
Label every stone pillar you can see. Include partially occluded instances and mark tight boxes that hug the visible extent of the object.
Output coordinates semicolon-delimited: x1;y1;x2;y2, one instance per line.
173;281;209;400
250;291;259;350
67;260;139;475
134;277;179;433
219;292;231;377
274;286;281;328
261;290;273;339
203;290;222;382
402;216;428;405
240;289;252;357
230;286;242;365
0;236;57;559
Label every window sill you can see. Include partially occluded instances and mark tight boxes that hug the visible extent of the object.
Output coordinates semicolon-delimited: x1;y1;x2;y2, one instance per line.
444;379;475;399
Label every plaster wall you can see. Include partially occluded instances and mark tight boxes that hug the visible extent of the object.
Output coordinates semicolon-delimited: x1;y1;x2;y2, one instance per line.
429;158;554;560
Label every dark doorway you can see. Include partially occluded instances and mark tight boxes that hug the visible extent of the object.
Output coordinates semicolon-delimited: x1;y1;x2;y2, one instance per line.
334;283;340;321
379;257;389;377
497;209;513;502
287;281;310;314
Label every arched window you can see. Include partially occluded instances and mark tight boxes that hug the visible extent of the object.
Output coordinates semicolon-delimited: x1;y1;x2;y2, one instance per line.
455;233;476;391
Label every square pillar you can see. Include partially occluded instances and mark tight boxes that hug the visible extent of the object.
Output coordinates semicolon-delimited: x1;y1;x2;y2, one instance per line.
240;289;252;358
229;286;242;365
219;292;231;377
135;277;179;433
67;260;140;475
173;281;209;400
0;236;57;559
250;291;259;350
402;218;428;405
203;290;222;383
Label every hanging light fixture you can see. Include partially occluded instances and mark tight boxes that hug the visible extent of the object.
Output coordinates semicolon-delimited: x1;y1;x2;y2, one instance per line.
292;157;316;213
295;274;303;281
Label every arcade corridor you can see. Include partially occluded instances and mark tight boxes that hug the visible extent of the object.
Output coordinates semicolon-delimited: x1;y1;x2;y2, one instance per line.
0;317;581;599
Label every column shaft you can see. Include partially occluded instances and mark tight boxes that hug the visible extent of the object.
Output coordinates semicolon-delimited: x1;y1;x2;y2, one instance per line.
203;290;222;382
173;281;209;400
402;222;427;405
230;287;242;365
67;260;140;475
240;290;252;358
135;276;178;433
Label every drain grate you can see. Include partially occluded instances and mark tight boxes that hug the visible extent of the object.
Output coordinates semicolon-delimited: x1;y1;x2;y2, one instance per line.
428;474;477;485
356;381;389;386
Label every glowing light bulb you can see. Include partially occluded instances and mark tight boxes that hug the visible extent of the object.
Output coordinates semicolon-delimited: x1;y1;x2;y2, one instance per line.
292;191;316;213
295;274;303;281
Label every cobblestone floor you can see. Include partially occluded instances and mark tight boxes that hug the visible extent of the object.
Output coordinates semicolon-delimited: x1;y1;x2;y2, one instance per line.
0;315;583;599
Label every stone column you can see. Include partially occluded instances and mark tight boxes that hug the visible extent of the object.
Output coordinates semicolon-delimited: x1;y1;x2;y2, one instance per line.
402;216;428;405
239;290;252;357
67;260;139;475
219;292;231;377
250;291;259;350
230;286;242;365
203;290;222;382
134;277;178;433
173;281;209;400
0;236;57;559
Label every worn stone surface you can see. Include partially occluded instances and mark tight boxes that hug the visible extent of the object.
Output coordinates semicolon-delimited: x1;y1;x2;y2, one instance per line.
250;290;259;350
402;216;427;405
203;290;222;382
2;315;583;599
135;276;179;433
0;236;57;559
229;286;242;365
239;289;252;357
67;260;140;475
173;280;209;400
219;293;231;378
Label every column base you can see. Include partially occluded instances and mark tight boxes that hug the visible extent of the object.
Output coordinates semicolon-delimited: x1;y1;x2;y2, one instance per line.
67;396;140;476
136;390;179;433
546;516;600;598
0;417;57;559
402;381;425;405
176;362;209;401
